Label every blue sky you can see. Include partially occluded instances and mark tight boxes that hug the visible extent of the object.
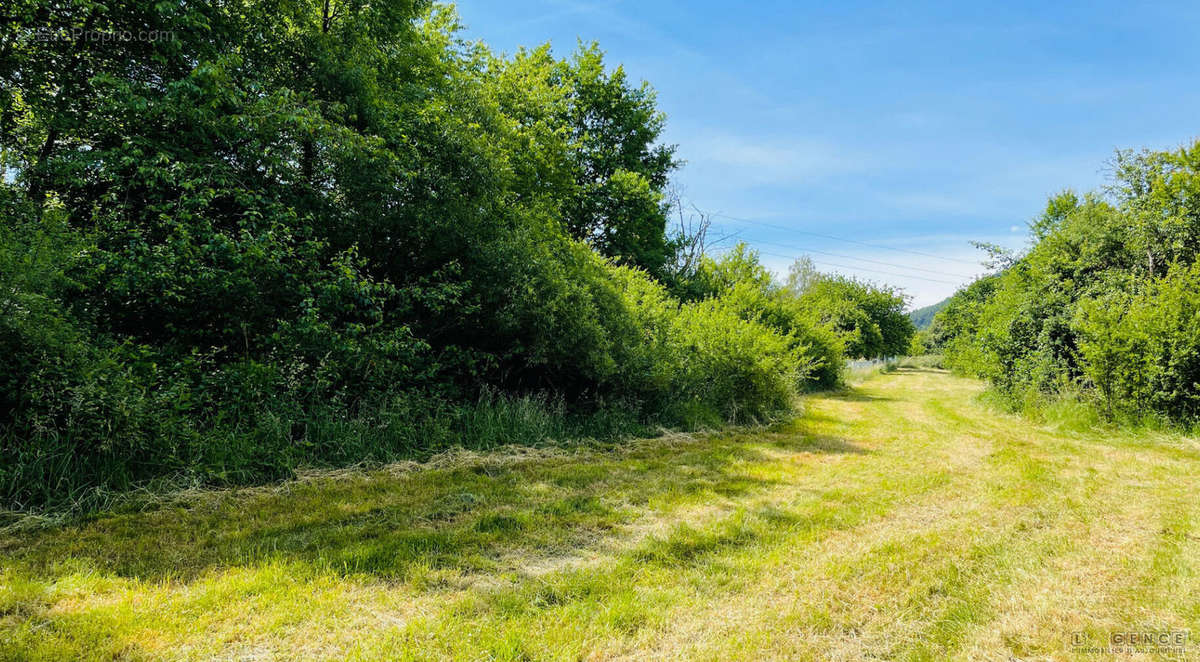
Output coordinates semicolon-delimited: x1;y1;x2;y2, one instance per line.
453;0;1200;306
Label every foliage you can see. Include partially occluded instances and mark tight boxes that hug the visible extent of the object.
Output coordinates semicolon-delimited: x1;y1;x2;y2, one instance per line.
0;3;902;509
787;266;915;361
907;297;949;330
556;44;679;278
679;244;915;386
931;141;1200;424
1074;263;1200;419
924;274;999;375
684;245;844;389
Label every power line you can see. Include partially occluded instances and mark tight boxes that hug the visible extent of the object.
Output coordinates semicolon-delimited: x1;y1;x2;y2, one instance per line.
710;212;984;266
724;235;980;280
748;249;964;285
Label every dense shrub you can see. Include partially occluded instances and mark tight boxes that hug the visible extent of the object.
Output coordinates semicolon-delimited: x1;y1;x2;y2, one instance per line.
785;258;914;364
1074;263;1200;419
666;299;802;423
600;261;814;424
682;246;848;389
0;3;880;509
932;141;1200;425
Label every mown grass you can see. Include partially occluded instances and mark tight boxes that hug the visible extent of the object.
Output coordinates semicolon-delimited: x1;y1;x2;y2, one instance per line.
2;368;1199;660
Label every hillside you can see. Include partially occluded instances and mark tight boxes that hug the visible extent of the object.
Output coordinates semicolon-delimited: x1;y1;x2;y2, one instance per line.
908;297;951;329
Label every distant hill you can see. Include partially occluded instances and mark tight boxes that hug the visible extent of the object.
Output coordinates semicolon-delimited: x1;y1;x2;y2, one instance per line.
909;297;950;330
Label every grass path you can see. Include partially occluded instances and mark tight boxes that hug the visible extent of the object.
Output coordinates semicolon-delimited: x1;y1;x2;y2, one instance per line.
3;368;1199;660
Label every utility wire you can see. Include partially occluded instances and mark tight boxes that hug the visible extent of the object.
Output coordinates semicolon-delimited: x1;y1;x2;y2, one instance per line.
718;233;980;280
748;249;964;285
710;212;984;266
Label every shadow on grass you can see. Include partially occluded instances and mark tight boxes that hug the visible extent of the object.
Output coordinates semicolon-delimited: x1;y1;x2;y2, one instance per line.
826;366;950;402
0;425;867;586
823;389;896;403
893;366;950;375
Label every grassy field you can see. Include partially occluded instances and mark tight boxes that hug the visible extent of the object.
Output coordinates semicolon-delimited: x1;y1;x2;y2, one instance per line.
2;368;1199;661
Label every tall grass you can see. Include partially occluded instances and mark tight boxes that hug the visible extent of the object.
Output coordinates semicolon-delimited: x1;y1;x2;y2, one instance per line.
0;390;656;516
898;354;945;370
975;383;1200;436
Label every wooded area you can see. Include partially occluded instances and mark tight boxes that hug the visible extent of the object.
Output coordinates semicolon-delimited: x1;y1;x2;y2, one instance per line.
918;144;1200;426
0;2;913;511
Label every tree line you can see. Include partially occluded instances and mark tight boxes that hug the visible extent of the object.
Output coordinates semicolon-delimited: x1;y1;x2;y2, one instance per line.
918;142;1200;425
0;1;913;510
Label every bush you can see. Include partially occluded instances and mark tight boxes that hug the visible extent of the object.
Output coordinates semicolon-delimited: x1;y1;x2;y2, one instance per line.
1075;263;1200;420
665;299;801;424
604;262;812;426
0;4;885;511
932;143;1200;427
682;245;847;389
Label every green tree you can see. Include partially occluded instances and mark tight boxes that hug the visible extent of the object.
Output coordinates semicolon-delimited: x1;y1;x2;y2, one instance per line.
556;44;679;277
934;140;1200;423
0;2;903;508
790;265;914;360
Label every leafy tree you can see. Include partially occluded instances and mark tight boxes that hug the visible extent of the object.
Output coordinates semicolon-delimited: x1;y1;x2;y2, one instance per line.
789;265;914;360
933;140;1200;424
556;44;679;277
0;2;899;509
